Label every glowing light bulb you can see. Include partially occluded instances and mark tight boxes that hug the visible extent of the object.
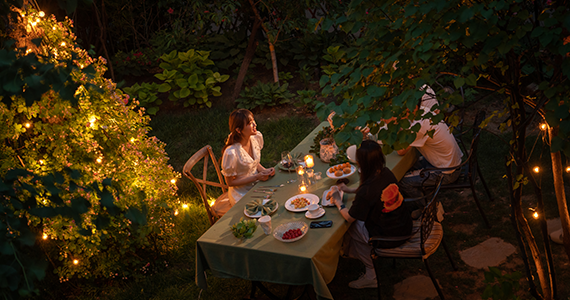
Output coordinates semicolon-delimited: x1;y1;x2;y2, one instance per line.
39;159;44;165
61;42;66;47
42;234;48;240
24;122;31;128
182;204;188;209
73;259;79;265
533;211;539;219
39;11;45;17
566;166;570;173
52;26;56;30
130;138;135;143
540;123;547;130
96;157;102;163
25;49;31;55
533;166;539;173
170;179;176;184
31;22;37;26
174;210;179;216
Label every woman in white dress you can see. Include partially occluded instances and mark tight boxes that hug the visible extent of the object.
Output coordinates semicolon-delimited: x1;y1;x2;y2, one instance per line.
221;109;275;205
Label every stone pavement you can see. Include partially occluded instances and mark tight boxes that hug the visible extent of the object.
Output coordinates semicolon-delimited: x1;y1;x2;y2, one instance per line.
392;237;517;299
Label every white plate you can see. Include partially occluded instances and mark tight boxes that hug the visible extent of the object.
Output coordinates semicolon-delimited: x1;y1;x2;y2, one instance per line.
326;164;356;180
305;207;325;219
244;199;278;218
285;194;320;212
273;221;309;242
321;187;344;207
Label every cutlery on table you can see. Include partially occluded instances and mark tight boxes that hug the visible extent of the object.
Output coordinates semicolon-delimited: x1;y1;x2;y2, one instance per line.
253;191;273;194
251;196;271;199
254;188;277;192
259;184;284;188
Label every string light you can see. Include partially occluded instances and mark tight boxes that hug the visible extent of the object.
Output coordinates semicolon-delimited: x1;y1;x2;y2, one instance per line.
174;210;179;216
96;157;102;163
39;159;44;165
61;42;66;47
533;166;540;173
24;122;31;128
540;123;547;130
533;211;539;219
170;179;176;184
52;26;56;30
130;138;135;143
182;204;188;209
39;11;45;17
42;234;48;240
73;259;79;265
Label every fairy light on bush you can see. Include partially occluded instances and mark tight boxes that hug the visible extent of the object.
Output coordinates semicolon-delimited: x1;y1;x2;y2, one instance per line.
73;259;79;265
540;123;548;130
38;11;45;17
24;122;31;128
174;210;179;216
170;178;176;184
533;211;539;219
43;234;48;240
533;166;540;173
182;203;188;209
96;157;103;163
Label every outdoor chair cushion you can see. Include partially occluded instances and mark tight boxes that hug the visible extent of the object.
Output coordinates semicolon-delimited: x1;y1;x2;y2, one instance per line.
374;220;443;260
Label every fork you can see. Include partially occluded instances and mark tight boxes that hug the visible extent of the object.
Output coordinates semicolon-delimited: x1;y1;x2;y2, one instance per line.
259;184;285;188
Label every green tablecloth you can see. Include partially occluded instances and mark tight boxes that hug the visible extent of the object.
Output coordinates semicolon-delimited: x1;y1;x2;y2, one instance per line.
195;121;417;300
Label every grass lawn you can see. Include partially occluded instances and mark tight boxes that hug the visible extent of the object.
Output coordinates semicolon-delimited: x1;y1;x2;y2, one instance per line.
40;103;570;300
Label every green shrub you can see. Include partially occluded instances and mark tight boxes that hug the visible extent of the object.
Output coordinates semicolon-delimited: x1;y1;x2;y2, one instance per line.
122;82;161;115
295;89;319;112
236;81;294;110
155;49;229;108
1;9;180;285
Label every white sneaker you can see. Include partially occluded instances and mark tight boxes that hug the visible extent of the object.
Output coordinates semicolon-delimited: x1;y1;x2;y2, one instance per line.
348;274;378;289
550;228;563;244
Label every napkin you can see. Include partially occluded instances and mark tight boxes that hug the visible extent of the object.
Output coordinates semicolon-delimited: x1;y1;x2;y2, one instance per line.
245;199;277;216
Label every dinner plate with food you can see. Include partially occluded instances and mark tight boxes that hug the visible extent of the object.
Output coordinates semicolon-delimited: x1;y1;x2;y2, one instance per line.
285;193;320;212
321;186;343;207
244;198;278;218
326;162;356;179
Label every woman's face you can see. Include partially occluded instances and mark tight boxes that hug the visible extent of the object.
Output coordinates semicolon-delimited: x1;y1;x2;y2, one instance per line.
240;116;257;137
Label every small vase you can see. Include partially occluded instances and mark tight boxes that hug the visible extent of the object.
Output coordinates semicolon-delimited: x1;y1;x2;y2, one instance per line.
319;138;338;163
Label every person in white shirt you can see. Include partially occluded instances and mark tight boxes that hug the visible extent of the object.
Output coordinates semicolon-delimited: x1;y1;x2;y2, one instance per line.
221;109;275;206
397;87;463;198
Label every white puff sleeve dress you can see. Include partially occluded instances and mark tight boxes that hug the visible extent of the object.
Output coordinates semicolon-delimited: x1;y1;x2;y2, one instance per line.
221;132;264;205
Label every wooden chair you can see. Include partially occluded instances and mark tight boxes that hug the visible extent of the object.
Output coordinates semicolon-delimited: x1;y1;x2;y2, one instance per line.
420;110;493;228
183;145;231;226
369;176;456;300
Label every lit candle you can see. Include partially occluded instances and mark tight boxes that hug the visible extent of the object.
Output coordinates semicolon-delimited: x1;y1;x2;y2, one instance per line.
304;155;314;168
299;183;307;193
297;166;305;176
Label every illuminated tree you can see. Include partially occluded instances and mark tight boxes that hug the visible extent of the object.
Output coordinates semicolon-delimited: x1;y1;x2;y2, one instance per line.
1;7;180;295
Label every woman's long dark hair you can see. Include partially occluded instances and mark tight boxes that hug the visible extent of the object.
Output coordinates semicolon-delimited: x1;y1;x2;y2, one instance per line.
222;109;254;153
356;140;386;185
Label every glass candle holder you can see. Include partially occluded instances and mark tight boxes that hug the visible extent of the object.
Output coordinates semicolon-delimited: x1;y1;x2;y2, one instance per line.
306;169;314;184
304;154;314;168
299;181;308;193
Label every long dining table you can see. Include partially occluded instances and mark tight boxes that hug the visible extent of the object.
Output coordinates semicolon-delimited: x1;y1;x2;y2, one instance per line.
195;121;418;300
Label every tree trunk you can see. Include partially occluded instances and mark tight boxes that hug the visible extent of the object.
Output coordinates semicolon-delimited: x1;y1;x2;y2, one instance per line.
549;126;570;260
232;18;261;102
93;0;115;81
269;42;279;85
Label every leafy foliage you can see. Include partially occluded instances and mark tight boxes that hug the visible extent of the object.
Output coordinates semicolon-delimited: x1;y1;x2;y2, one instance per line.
123;49;229;113
1;8;180;290
236;81;294;110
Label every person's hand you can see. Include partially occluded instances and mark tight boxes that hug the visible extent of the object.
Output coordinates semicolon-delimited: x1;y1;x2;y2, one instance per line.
256;172;271;181
265;167;275;176
336;182;348;192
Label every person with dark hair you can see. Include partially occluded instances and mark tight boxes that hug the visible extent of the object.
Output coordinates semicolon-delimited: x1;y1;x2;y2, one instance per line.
332;140;412;289
221;109;275;206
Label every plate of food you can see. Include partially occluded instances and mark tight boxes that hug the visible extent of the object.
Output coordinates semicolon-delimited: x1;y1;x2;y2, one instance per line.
326;162;356;179
285;194;320;212
273;221;309;242
277;152;303;172
321;186;344;207
244;199;278;218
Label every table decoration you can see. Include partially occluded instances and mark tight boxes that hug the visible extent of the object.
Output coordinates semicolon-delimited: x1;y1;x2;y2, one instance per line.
230;218;257;239
244;199;278;218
